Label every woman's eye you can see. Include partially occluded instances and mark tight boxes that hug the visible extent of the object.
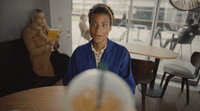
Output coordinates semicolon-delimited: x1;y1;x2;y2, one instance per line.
92;23;96;26
102;24;107;27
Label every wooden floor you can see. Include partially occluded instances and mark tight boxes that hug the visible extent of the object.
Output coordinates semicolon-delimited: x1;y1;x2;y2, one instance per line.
54;79;200;111
135;86;200;111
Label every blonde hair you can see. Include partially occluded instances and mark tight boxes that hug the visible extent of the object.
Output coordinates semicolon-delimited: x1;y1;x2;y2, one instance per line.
80;14;87;21
29;9;49;34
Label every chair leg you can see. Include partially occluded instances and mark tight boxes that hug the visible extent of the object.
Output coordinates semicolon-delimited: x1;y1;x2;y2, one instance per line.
161;75;174;98
178;44;181;53
141;84;147;111
190;44;192;57
178;44;183;59
160;72;166;87
181;44;182;59
170;34;175;50
186;79;189;105
181;78;185;91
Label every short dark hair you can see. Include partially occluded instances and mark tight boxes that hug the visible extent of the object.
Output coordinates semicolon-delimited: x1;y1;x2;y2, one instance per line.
88;3;114;26
187;18;194;25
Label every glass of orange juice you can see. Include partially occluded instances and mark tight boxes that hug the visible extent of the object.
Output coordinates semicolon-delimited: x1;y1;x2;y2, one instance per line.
65;69;136;111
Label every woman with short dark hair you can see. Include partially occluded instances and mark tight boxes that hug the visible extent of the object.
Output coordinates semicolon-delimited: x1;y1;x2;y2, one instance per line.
63;4;136;95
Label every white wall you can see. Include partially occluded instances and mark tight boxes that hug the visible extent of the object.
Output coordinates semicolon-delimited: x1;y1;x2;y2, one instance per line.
49;0;72;56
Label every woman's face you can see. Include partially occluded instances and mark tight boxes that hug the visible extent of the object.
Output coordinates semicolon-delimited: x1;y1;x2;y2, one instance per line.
36;12;46;27
90;13;111;44
83;16;87;22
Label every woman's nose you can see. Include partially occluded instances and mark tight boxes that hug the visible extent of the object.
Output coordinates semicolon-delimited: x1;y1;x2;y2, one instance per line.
42;18;44;21
95;25;101;32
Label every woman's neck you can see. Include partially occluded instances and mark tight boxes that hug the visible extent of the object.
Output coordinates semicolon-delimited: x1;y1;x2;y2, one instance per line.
34;24;43;31
37;26;43;30
93;40;107;53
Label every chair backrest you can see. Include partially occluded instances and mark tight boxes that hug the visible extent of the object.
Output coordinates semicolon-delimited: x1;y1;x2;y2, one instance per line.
154;27;161;39
119;31;127;41
177;24;199;44
131;59;155;84
191;52;200;78
182;34;196;44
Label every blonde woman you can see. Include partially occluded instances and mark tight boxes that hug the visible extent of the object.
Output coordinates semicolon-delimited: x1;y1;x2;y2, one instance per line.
79;13;91;41
23;9;69;77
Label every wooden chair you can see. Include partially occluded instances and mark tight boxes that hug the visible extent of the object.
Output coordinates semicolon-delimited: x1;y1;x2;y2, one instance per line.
131;59;155;111
160;51;200;104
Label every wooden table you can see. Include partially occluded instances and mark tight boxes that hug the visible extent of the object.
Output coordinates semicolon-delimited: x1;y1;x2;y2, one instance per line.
0;86;68;111
0;86;137;111
120;43;178;97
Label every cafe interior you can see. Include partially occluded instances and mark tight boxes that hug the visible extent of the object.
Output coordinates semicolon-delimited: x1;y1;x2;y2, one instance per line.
0;0;200;111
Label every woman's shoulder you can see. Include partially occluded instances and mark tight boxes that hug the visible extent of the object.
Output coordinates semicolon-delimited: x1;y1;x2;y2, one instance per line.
105;40;128;55
79;21;87;27
110;40;127;50
24;26;32;31
23;26;34;34
79;20;84;25
74;43;90;53
24;26;41;36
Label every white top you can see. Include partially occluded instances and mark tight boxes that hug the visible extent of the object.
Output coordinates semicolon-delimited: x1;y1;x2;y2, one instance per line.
91;43;107;67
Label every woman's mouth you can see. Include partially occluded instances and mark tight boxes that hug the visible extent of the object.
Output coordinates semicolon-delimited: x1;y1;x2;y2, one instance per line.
94;35;102;37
